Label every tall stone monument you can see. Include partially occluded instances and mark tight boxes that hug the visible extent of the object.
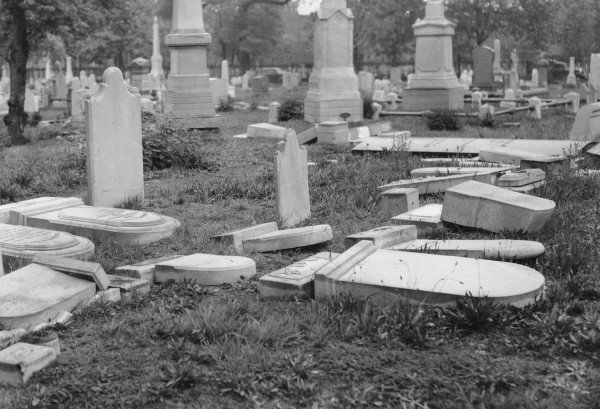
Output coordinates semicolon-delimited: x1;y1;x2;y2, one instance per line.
150;16;165;91
164;0;217;128
566;57;576;86
402;0;464;111
304;0;362;123
493;39;503;81
65;56;74;85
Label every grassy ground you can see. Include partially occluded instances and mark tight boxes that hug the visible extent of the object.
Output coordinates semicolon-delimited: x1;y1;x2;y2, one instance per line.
0;86;599;408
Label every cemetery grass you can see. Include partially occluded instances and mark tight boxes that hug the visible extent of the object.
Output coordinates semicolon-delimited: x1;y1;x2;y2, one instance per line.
1;107;600;408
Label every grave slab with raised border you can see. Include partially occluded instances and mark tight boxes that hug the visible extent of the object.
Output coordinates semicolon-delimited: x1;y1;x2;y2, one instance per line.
390;204;443;232
247;123;287;139
410;166;513;178
345;225;417;250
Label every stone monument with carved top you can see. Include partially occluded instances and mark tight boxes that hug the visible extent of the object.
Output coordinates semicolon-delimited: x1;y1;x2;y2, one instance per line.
402;0;464;111
164;0;218;128
304;0;362;123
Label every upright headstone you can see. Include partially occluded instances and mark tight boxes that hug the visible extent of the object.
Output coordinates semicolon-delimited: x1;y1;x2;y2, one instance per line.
531;68;539;88
150;16;165;91
70;77;81;91
276;130;310;228
79;71;88;89
44;59;52;81
304;0;363;123
357;71;374;99
565;92;580;114
268;101;280;124
567;57;576;86
471;91;483;110
493;39;502;81
472;45;494;88
528;97;542;120
590;54;600;93
65;56;73;85
390;67;402;84
509;71;519;91
54;72;67;100
282;71;292;90
85;67;143;207
242;73;249;90
24;87;38;114
402;0;464;111
221;60;229;86
164;0;217;128
88;74;99;91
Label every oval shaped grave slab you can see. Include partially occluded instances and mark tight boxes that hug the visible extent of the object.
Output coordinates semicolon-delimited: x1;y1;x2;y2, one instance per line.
58;207;166;227
242;225;333;252
387;239;545;261
0;224;94;262
333;249;544;307
0;264;96;329
155;254;256;285
410;166;513;178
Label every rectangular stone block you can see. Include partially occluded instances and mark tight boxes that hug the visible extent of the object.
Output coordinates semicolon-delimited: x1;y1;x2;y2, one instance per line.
345;225;417;250
32;254;110;291
316;121;349;144
479;147;568;172
390;204;444;232
212;222;278;254
441;181;556;233
107;274;151;295
247;123;287;139
0;343;57;386
402;87;465;111
258;252;340;299
497;169;546;187
115;255;185;283
381;188;420;218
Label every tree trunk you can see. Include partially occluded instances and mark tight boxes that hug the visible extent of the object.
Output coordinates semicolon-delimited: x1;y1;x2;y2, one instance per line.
6;1;29;146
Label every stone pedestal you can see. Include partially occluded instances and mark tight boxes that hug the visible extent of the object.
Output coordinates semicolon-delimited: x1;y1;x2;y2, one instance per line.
150;16;165;91
304;0;362;123
402;0;464;111
164;0;217;129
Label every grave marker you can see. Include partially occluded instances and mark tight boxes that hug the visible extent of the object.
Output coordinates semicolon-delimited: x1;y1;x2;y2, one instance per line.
155;253;256;285
0;343;57;386
277;130;310;228
86;67;143;207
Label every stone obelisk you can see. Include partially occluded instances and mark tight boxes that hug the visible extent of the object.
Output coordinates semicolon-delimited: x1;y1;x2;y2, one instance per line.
164;0;217;128
304;0;362;123
402;0;464;111
150;16;165;91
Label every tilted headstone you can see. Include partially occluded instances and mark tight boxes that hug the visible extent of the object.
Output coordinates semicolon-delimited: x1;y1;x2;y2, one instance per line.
569;102;600;141
276;129;310;227
242;225;333;252
86;67;143;207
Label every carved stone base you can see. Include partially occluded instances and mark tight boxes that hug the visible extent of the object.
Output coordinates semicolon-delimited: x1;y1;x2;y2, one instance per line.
402;86;465;111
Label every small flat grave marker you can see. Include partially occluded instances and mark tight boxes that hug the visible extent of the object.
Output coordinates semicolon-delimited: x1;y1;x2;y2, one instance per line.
243;225;333;253
155;254;256;285
390;204;443;232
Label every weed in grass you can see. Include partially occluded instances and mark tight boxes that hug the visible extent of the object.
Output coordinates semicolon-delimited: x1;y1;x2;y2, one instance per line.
363;97;375;119
278;98;304;121
425;109;463;131
216;95;236;112
117;195;144;210
444;293;517;333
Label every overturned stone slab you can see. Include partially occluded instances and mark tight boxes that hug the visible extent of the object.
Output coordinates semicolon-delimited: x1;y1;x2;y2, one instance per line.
390;204;443;232
107;274;151;295
410;166;512;178
242;225;333;253
381;188;419;218
345;225;417;250
212;222;278;254
154;253;256;285
0;342;57;386
323;249;545;307
0;264;96;329
2;197;180;245
353;137;587;156
497;169;546;188
0;224;94;263
247;123;287;140
378;172;499;195
442;181;555;233
480;147;569;174
32;254;110;291
258;252;340;299
569;102;600;142
387;239;545;261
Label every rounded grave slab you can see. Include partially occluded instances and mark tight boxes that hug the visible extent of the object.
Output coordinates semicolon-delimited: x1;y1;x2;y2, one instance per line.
154;253;256;285
242;225;333;252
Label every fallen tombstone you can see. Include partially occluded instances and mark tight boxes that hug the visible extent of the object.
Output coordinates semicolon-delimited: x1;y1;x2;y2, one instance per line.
243;225;333;253
387;239;545;261
497;169;546;188
569;102;600;142
380;187;420;218
367;121;393;136
0;224;94;263
115;255;185;283
410;166;513;178
154;253;256;285
32;254;110;291
442;181;555;233
317;248;545;307
212;222;278;254
106;274;151;297
296;125;317;145
480;147;569;173
0;264;96;329
277;130;310;228
1;197;180;245
379;173;500;195
0;329;26;350
348;126;370;143
0;249;3;277
0;342;57;386
258;252;339;299
246;123;287;139
353;137;588;156
390;204;443;232
420;158;488;167
79;288;121;309
345;225;417;249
